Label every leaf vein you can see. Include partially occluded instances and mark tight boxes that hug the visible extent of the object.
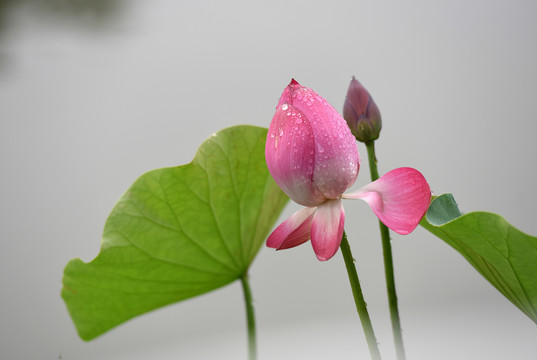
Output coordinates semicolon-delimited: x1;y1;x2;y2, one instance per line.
155;175;238;273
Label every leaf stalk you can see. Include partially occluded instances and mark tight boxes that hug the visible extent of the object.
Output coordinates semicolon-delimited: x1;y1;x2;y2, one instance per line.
240;273;257;360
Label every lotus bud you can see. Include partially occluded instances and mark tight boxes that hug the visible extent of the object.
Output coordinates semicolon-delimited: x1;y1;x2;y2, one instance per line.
343;76;382;143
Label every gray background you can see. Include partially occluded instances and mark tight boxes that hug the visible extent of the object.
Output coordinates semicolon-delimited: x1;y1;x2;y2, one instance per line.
1;0;537;359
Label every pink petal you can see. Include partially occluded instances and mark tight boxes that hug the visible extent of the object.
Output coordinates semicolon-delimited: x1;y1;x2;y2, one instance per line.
266;207;316;250
343;167;431;235
310;199;345;261
265;101;325;207
277;80;360;200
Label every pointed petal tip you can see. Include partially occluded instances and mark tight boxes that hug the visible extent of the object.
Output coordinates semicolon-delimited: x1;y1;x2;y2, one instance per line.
315;252;335;261
266;233;281;248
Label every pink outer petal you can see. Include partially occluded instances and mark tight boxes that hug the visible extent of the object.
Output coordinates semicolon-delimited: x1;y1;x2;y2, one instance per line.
278;80;360;200
266;207;316;250
343;167;431;235
266;102;325;207
310;199;345;261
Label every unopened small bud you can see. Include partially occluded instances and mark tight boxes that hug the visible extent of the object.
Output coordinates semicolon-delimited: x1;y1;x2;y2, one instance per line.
343;76;382;143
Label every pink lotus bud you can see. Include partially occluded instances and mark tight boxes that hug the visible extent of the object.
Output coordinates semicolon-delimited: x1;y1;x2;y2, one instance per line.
343;76;382;143
266;79;360;207
265;80;430;261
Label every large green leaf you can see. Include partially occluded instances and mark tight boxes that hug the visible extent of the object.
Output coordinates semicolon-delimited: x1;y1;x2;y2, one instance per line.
420;194;537;323
62;125;289;340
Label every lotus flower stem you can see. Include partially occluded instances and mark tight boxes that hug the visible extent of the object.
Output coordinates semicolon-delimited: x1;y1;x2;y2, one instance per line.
365;141;406;360
340;231;382;360
240;273;257;360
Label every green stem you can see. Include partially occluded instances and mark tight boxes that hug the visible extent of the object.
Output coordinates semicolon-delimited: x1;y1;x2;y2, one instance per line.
365;141;406;360
240;273;257;360
340;231;382;360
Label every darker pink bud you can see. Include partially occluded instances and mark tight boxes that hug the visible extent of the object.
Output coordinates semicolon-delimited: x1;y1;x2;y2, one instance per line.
343;76;382;143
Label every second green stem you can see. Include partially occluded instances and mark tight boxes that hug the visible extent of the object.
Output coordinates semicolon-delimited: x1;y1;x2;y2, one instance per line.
365;141;406;360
